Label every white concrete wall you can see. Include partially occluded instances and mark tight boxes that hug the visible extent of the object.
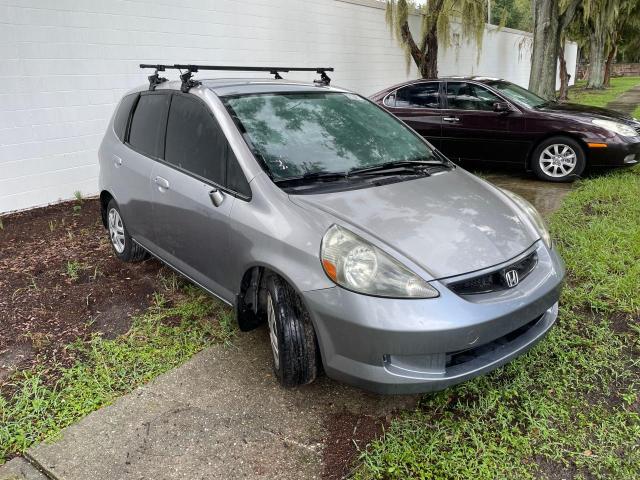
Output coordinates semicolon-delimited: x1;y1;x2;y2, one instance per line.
0;0;577;214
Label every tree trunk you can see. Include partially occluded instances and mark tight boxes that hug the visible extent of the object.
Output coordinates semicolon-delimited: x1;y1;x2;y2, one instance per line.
603;44;617;87
423;28;438;78
529;0;562;99
587;31;606;89
558;43;569;101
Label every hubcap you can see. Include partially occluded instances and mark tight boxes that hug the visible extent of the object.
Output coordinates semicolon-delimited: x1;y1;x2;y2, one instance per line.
539;144;577;178
108;208;126;253
266;293;279;369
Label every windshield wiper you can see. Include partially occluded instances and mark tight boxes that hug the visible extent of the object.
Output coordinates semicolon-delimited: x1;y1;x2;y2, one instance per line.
274;170;348;185
348;158;446;176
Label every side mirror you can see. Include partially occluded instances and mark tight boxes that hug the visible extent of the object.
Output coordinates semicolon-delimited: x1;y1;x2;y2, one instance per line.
209;188;225;207
493;101;511;113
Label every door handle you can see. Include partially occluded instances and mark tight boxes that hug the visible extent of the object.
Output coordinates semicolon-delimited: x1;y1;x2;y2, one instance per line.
113;155;123;168
209;188;225;207
154;176;170;190
443;116;460;123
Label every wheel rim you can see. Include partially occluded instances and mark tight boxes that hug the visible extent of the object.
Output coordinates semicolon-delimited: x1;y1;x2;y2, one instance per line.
266;293;280;369
108;208;126;253
539;144;577;178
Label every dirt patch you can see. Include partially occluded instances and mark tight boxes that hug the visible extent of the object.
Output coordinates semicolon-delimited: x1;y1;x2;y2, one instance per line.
322;411;390;480
0;199;164;388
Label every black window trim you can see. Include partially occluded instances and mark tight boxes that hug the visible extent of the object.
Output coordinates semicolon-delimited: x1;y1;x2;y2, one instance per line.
383;81;444;110
443;80;516;113
123;90;252;202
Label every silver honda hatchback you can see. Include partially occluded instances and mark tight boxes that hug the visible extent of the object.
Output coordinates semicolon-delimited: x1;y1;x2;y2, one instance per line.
98;65;564;394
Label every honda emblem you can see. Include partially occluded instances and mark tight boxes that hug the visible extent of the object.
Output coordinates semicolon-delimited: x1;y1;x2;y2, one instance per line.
504;269;519;288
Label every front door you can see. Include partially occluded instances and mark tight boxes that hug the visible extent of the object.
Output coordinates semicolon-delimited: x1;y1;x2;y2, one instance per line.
382;81;443;150
440;81;527;163
150;93;236;302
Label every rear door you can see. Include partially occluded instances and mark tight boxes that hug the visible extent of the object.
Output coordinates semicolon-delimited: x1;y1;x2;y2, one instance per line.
150;93;250;302
382;82;443;149
440;81;525;163
120;91;171;246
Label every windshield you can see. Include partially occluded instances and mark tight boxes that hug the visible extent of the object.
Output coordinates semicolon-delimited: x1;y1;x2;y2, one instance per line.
222;92;438;181
484;81;548;108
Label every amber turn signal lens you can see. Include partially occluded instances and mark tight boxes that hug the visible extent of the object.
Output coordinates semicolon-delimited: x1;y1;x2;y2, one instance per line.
322;259;337;281
587;143;608;148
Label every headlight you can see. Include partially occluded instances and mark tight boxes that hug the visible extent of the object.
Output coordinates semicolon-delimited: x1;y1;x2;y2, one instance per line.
501;189;552;249
320;225;439;298
592;119;637;137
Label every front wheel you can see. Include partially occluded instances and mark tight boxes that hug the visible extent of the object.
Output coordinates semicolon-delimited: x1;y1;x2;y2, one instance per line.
265;274;319;387
532;136;586;182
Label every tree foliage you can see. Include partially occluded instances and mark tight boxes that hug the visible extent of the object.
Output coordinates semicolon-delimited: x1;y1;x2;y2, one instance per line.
385;0;487;78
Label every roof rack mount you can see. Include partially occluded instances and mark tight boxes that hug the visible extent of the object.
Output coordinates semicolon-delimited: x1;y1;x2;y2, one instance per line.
139;64;334;92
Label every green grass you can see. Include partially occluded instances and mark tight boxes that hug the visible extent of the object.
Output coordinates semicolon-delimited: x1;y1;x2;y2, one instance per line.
0;284;235;464
633;105;640;119
354;167;640;479
567;76;640;108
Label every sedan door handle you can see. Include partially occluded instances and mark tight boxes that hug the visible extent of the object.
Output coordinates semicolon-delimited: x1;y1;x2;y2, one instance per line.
154;176;170;190
443;116;460;123
113;155;123;168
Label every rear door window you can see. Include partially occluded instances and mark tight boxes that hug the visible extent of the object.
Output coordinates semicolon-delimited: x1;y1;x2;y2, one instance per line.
164;94;250;197
389;83;441;108
128;93;170;158
445;82;501;111
113;93;138;142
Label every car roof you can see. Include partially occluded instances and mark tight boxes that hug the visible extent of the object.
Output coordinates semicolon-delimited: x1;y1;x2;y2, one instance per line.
128;78;350;97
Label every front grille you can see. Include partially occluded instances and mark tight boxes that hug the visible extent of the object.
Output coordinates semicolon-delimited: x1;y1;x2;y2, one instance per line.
446;314;542;368
448;251;537;295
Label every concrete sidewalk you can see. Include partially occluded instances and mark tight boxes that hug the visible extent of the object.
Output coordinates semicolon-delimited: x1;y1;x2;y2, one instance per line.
1;330;415;480
606;84;640;115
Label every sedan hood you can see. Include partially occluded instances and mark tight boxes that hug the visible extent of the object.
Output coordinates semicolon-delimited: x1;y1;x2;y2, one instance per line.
290;169;539;280
536;102;636;124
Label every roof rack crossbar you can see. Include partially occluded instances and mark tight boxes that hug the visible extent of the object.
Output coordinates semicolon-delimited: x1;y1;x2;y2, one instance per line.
139;64;334;90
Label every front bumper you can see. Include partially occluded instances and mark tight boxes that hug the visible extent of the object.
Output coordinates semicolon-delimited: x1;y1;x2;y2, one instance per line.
586;135;640;167
303;242;564;394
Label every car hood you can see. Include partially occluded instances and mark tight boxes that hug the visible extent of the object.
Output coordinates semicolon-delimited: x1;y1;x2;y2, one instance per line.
289;169;539;280
535;102;636;124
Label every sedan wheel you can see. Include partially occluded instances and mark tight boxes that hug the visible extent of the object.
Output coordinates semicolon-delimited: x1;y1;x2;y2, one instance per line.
532;136;586;182
539;144;577;178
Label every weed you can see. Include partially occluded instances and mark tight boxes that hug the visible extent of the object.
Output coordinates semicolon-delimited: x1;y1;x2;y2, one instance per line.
0;217;3;230
48;220;56;232
65;261;84;281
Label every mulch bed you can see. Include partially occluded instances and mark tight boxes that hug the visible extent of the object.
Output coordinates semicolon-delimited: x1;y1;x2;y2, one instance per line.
0;199;163;386
323;411;390;480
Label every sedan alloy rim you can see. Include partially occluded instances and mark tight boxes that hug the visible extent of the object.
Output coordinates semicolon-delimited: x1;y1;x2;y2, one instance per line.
108;208;126;253
266;293;280;369
539;144;577;178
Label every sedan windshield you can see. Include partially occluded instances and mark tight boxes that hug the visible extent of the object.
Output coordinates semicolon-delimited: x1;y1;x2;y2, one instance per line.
222;92;439;181
484;81;548;108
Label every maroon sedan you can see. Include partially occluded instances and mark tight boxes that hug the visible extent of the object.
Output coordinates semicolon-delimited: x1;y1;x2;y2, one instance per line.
370;77;640;182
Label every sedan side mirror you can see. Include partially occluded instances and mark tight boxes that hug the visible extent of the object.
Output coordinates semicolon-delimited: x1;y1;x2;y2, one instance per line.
493;101;512;113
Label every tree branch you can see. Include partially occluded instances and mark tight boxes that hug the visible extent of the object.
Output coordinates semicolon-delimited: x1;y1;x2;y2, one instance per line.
560;0;582;29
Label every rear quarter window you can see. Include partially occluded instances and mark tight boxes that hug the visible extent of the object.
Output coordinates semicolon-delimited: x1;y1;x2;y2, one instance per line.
128;93;171;158
113;93;138;142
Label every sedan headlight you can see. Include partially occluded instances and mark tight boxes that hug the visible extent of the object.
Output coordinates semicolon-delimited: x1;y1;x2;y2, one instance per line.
592;119;637;137
320;225;438;298
501;189;552;249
